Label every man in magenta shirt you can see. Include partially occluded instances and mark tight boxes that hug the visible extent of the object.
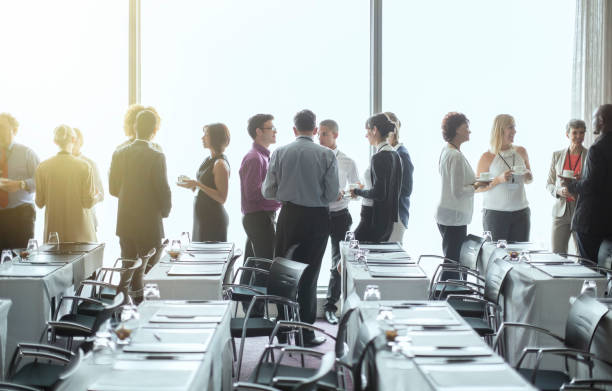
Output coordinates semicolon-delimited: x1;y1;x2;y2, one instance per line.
239;114;281;261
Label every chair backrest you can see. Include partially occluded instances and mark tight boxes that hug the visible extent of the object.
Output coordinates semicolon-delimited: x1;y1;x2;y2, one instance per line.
598;239;612;269
117;258;143;295
335;304;361;359
0;382;42;391
460;234;486;270
484;258;514;304
223;248;243;285
267;257;308;301
565;293;609;351
294;351;336;391
92;292;125;332
351;320;385;391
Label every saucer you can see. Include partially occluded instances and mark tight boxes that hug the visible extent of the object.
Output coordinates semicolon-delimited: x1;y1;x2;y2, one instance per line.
512;170;528;176
476;177;493;183
557;174;576;180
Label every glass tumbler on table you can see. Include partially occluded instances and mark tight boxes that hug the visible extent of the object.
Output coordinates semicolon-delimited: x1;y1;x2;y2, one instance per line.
47;232;60;245
363;284;381;301
144;283;161;301
1;250;13;265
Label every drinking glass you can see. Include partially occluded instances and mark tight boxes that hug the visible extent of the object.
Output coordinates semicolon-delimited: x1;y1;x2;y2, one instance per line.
363;285;381;301
1;250;13;265
349;239;359;250
48;232;60;245
344;231;355;242
143;283;161;301
482;231;493;242
356;248;370;264
180;232;191;248
376;305;394;321
580;280;597;297
26;239;38;255
496;239;507;249
115;305;140;345
92;328;116;364
168;240;182;260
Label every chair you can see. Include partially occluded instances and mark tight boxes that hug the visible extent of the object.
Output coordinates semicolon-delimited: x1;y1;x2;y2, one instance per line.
235;351;336;391
6;344;81;390
459;234;487;271
233;383;281;391
597;239;612;269
0;383;41;391
224;256;273;316
222;247;244;285
227;257;308;379
492;293;612;391
75;257;142;316
561;379;612;390
427;261;486;300
46;292;125;349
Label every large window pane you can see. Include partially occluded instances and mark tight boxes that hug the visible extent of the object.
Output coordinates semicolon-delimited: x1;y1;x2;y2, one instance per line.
383;1;575;255
142;0;369;286
0;1;128;254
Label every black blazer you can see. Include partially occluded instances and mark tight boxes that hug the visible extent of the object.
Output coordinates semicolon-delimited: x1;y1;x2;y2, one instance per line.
109;140;172;243
568;132;612;236
354;148;402;242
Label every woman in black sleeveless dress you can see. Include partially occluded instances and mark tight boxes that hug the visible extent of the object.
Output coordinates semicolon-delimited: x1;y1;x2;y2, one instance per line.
179;123;231;241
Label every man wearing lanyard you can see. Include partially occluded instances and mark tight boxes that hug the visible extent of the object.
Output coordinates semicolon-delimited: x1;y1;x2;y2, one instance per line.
263;109;339;347
317;119;359;325
0;113;39;251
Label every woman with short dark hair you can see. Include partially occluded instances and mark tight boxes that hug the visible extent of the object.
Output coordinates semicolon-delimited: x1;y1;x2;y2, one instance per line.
351;113;402;242
436;112;486;266
179;123;231;241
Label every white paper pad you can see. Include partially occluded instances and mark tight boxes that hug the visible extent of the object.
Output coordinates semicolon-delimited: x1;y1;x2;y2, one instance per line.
149;307;223;323
123;328;214;353
358;243;404;251
533;264;604;278
368;265;426;278
187;242;234;251
88;360;198;391
404;345;492;357
167;264;224;276
421;363;532;389
0;264;62;277
391;306;461;326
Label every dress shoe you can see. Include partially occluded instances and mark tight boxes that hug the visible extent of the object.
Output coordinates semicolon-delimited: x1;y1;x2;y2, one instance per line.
324;310;339;325
303;336;326;348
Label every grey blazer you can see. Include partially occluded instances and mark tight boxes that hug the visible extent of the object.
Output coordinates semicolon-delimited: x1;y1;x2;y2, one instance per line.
546;146;587;218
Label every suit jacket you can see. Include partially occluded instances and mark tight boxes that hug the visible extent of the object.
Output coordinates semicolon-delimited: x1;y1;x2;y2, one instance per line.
109;140;172;243
567;133;612;236
35;152;96;242
546;145;587;217
354;147;402;242
396;144;414;227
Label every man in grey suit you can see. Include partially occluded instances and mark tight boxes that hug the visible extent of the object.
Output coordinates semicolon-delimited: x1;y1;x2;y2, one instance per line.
109;109;172;302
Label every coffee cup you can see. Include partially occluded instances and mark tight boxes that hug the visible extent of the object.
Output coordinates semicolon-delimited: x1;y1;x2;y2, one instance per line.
562;169;574;178
512;165;527;175
479;172;491;181
177;175;190;185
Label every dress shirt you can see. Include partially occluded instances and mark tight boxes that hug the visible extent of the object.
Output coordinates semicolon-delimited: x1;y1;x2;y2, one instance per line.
329;148;359;212
394;143;413;227
435;145;476;226
0;142;39;210
239;142;281;214
262;135;339;207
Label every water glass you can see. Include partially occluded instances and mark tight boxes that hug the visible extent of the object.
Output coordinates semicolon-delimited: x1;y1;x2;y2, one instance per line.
349;239;359;249
496;239;507;249
47;232;60;245
180;232;191;248
376;305;394;321
1;250;13;264
580;280;598;297
345;231;355;242
482;231;493;242
356;248;369;264
143;283;161;301
26;238;39;254
168;239;182;260
363;284;381;301
115;305;140;345
92;329;116;364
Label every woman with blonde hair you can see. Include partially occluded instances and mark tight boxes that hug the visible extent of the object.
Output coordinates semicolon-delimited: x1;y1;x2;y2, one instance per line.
72;128;104;232
35;125;96;242
476;114;533;242
179;123;231;241
116;104;163;152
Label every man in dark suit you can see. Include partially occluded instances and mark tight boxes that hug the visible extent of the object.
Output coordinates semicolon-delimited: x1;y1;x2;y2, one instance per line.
109;109;172;302
564;104;612;261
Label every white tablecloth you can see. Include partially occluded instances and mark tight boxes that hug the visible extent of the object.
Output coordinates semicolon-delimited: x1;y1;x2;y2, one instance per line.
56;300;233;391
0;299;12;379
0;244;104;363
345;261;429;301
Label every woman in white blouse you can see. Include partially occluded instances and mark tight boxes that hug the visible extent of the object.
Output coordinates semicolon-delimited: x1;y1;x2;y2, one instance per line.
436;112;487;263
476;114;533;242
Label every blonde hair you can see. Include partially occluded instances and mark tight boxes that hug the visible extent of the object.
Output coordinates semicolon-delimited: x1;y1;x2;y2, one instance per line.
123;104;160;138
53;124;75;148
73;127;83;145
490;114;515;154
0;113;19;134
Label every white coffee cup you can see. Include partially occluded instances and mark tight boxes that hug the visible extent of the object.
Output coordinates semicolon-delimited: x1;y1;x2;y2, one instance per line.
479;172;491;180
562;169;574;178
512;164;527;174
177;175;190;184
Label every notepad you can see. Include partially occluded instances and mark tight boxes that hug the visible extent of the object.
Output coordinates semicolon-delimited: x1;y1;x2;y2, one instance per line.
368;265;426;278
533;264;604;278
123;329;214;353
166;264;224;276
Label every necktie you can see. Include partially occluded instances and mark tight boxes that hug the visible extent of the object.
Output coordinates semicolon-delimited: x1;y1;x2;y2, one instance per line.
0;149;8;208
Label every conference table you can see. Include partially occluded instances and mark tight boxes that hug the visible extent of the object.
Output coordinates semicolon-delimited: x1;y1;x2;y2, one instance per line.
340;242;430;308
0;299;11;379
0;242;104;370
55;300;233;391
144;242;234;300
352;299;536;390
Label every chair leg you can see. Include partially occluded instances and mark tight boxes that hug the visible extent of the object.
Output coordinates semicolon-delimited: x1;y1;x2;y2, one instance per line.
231;338;236;361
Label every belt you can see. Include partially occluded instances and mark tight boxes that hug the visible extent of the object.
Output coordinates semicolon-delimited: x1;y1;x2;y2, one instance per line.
330;208;349;217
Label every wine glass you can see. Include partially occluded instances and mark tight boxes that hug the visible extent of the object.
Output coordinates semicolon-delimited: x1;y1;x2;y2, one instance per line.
496;239;507;249
168;240;182;260
143;283;161;301
1;250;13;265
48;232;60;246
26;239;38;256
356;248;370;265
363;285;381;301
92;328;116;364
580;280;597;297
180;232;191;249
115;305;140;345
482;231;492;242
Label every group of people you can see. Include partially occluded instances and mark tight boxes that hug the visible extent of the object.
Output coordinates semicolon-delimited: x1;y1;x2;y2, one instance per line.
435;104;612;269
1;103;611;343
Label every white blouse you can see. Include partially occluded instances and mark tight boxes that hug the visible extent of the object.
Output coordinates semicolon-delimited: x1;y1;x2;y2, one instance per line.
482;147;529;212
435;145;476;226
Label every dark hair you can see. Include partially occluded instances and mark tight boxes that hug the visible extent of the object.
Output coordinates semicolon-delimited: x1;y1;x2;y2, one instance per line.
135;110;157;140
384;112;401;139
247;114;274;140
294;109;316;132
441;112;469;142
600;104;612;134
319;119;338;133
565;119;586;133
366;113;396;139
205;123;230;153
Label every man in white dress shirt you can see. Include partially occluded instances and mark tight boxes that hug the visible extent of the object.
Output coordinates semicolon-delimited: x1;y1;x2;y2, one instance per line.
318;119;360;324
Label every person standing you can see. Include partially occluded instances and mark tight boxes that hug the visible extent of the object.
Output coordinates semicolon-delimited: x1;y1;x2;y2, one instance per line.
386;112;413;243
563;104;612;261
109;109;171;302
0;113;39;251
239;114;281;260
35;125;97;242
262;109;339;347
546;120;587;254
72;127;104;234
317;119;359;325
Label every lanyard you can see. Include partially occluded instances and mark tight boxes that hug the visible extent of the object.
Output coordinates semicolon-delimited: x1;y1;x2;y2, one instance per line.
565;148;582;172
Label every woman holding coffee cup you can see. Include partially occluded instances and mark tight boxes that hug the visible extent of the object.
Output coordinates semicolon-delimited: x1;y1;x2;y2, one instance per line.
546;119;587;253
436;112;487;266
476;114;533;242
